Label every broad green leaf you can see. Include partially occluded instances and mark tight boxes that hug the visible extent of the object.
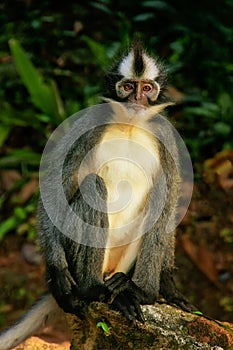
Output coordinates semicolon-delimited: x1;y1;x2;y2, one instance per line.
0;216;18;241
0;125;11;147
214;122;231;136
133;13;155;22
9;39;65;123
0;104;28;127
14;207;27;220
142;1;174;12
90;2;112;14
0;149;41;167
184;103;219;119
83;36;110;69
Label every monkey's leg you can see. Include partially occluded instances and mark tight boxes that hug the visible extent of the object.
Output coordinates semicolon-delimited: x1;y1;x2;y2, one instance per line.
159;269;196;312
159;234;196;312
105;272;145;324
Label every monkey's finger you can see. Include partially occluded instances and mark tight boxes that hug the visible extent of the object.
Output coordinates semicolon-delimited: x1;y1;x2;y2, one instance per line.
106;273;146;300
105;272;130;297
105;272;127;288
131;297;145;323
112;292;145;324
125;291;145;323
111;294;138;325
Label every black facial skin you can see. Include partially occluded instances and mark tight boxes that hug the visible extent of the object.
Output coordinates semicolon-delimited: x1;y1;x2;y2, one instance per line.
116;79;160;107
103;57;168;105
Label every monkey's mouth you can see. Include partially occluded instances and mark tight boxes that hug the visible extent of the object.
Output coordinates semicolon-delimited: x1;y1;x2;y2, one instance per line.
128;103;148;113
127;103;148;117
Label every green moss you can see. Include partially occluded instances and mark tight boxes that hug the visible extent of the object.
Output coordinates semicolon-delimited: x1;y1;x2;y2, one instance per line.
144;334;155;346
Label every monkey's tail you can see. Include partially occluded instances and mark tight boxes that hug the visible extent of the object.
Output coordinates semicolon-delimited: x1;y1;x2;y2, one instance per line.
0;294;60;350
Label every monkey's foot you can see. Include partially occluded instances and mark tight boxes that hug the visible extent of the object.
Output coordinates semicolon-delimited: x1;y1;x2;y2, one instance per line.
104;272;145;324
162;290;197;313
159;269;197;312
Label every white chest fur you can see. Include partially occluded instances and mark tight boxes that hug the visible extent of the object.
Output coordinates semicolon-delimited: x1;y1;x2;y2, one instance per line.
95;123;160;277
96;124;160;243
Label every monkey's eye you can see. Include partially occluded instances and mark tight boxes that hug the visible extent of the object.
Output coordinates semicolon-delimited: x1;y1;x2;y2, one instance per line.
142;84;153;93
123;83;134;92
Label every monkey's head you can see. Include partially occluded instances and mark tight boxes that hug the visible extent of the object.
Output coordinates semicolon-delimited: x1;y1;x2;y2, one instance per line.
104;40;168;110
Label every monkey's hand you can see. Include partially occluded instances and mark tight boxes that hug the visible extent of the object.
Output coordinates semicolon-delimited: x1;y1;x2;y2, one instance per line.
104;272;145;324
48;266;85;315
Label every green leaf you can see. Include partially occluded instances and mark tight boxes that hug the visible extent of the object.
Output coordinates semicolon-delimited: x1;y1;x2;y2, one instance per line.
192;311;203;316
142;1;174;12
82;37;110;69
184;102;219;119
0;149;41;168
133;13;155;22
14;207;27;220
90;2;112;14
0;103;55;137
0;125;11;147
0;216;18;241
218;92;233;116
96;321;110;335
214;122;231;136
9;39;65;123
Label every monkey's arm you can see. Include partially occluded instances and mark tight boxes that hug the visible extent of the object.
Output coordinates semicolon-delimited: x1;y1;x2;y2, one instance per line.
38;220;83;315
38;173;110;316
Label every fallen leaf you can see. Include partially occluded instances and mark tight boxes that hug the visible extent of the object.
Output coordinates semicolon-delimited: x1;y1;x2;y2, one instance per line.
180;234;220;286
0;170;21;192
203;150;233;193
17;177;39;204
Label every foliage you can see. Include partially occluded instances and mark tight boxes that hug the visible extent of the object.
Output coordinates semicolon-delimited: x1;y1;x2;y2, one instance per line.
9;39;65;123
0;0;232;240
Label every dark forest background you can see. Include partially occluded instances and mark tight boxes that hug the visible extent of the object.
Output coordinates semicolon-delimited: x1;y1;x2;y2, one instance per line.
0;0;233;331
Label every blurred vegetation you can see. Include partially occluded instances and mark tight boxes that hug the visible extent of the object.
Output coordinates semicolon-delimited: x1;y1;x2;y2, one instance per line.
0;0;233;326
0;0;232;238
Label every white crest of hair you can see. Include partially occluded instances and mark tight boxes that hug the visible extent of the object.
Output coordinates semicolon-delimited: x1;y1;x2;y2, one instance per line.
118;51;134;77
142;54;159;80
118;50;159;80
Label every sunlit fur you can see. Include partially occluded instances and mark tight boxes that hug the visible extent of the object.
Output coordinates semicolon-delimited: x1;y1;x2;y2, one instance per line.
96;110;161;278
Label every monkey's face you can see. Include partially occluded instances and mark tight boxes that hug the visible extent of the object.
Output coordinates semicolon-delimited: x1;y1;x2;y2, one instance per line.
104;40;167;109
116;79;160;108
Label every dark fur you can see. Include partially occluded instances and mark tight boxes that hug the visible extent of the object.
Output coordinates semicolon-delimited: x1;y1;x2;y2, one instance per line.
38;110;193;323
